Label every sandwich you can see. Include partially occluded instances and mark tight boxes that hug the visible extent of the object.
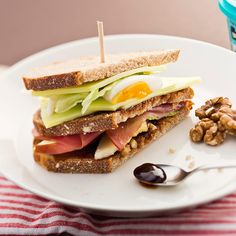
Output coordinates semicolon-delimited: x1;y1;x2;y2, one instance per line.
22;50;200;173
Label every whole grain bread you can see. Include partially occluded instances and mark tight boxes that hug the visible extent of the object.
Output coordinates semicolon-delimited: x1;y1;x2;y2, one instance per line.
33;108;190;173
23;49;180;91
33;87;193;136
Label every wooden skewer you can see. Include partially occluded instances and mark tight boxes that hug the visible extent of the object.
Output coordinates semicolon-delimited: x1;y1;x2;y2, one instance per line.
97;21;105;63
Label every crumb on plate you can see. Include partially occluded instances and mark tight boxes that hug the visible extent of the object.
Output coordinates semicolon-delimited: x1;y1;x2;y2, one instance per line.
168;147;176;154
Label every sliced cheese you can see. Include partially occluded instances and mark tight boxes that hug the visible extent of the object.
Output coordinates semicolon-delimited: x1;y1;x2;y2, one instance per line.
95;135;118;160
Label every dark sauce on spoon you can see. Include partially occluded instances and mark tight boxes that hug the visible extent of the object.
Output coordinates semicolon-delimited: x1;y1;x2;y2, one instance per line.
133;163;167;184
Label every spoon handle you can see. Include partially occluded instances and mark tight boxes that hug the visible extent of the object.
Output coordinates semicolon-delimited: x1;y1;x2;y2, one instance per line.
194;163;236;172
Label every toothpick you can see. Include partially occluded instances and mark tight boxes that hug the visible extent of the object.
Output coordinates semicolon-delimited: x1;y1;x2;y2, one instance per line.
97;21;105;63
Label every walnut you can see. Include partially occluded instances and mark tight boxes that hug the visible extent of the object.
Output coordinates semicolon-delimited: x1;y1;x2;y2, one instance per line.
121;145;131;156
190;97;235;146
190;118;226;146
130;139;138;149
219;108;236;135
190;118;214;142
148;123;157;131
203;122;226;145
195;97;232;120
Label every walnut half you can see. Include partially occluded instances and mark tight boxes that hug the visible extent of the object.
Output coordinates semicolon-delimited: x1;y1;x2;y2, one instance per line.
195;97;232;120
190;118;226;146
219;107;236;135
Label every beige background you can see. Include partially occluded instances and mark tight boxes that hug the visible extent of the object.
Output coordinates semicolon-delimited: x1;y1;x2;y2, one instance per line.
0;0;230;65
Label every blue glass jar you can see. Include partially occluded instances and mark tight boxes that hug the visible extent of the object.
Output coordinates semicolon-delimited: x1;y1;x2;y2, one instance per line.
219;0;236;51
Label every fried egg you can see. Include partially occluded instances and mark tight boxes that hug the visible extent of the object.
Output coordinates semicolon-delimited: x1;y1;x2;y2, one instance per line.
104;75;163;104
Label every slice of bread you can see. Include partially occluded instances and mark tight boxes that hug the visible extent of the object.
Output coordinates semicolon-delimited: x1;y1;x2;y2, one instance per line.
23;49;180;91
34;87;193;136
33;107;190;173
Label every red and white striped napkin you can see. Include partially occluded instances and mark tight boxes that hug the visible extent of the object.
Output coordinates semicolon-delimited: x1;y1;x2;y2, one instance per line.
1;175;236;236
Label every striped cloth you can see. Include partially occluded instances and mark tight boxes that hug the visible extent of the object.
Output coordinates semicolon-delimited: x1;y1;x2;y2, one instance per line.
1;176;236;235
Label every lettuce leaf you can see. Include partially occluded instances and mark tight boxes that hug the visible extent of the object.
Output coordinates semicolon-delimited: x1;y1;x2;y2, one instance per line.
55;93;88;113
44;105;83;128
43;97;132;128
81;82;118;114
81;89;99;114
43;98;118;128
40;97;57;118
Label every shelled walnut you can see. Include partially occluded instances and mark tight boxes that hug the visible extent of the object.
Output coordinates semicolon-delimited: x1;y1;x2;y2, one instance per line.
219;107;236;135
190;97;235;146
190;118;226;145
195;97;232;120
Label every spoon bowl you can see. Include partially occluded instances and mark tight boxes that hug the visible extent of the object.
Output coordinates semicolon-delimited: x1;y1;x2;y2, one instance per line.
133;163;236;186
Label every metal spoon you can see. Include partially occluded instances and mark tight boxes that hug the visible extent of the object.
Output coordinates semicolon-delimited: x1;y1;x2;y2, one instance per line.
133;162;236;186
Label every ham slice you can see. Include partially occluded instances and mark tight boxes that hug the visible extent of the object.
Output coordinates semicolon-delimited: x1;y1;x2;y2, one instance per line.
34;129;101;154
106;114;147;151
35;140;79;155
149;102;185;113
106;102;186;151
149;103;173;113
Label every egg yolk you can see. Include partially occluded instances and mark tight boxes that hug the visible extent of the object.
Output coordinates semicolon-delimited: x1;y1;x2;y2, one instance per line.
111;82;152;104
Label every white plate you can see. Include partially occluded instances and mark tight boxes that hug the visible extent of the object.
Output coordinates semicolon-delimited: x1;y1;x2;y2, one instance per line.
0;34;236;218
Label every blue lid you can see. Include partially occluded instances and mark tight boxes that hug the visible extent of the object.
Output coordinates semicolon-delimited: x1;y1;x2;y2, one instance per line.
219;0;236;21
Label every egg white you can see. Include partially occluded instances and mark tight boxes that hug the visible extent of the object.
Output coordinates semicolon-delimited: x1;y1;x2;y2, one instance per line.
104;75;163;103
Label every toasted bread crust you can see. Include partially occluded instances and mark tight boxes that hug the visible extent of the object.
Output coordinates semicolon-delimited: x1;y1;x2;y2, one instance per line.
23;50;180;91
23;72;82;91
33;108;190;173
33;87;193;136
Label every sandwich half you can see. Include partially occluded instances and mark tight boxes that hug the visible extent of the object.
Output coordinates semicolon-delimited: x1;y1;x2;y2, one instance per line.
22;50;200;173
